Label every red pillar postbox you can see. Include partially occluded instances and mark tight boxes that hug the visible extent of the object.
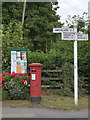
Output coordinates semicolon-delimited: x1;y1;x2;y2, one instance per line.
28;63;43;103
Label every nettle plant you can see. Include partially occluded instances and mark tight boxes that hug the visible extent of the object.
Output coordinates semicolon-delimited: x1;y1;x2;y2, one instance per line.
1;72;30;100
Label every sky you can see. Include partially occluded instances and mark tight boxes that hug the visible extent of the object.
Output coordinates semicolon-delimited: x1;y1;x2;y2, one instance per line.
57;0;90;23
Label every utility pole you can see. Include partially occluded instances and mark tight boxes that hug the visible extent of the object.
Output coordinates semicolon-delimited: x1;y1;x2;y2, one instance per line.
22;0;26;25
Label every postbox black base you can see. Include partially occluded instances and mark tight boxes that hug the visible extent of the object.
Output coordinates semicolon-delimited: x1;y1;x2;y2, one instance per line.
30;97;41;104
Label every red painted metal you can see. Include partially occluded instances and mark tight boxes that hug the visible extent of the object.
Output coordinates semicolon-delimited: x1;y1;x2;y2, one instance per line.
29;63;43;98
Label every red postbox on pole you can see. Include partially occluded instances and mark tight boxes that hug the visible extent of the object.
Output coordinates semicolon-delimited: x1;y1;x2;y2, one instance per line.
28;63;43;103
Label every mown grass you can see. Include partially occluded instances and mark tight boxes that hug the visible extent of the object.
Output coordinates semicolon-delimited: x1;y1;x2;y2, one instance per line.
2;90;88;111
40;91;88;111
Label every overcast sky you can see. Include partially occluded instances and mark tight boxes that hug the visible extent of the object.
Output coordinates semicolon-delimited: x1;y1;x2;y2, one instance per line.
57;0;90;23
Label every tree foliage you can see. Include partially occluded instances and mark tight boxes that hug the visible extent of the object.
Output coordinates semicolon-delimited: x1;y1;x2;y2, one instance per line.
2;21;24;70
65;13;88;33
2;2;62;69
2;2;62;52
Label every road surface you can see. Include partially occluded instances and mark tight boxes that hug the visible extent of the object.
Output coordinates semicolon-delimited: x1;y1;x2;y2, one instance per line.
0;107;88;118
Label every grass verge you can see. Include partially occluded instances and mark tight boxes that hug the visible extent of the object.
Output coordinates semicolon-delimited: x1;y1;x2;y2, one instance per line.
2;90;88;111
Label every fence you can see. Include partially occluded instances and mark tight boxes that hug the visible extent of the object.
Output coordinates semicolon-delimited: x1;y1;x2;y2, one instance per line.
41;69;62;88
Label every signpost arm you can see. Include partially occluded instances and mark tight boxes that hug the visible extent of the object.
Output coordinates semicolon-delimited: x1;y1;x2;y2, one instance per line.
74;23;78;105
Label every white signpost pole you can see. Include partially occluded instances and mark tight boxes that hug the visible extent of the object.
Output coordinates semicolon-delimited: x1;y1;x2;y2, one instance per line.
74;23;78;105
53;24;88;105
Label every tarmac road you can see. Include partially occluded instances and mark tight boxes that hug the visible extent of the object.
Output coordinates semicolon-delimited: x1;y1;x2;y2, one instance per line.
1;107;89;118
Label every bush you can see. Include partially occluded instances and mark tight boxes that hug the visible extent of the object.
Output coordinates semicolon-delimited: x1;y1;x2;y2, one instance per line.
2;89;10;101
49;88;73;97
61;62;74;95
0;87;2;101
2;72;30;100
78;76;88;96
28;50;62;70
28;50;48;70
61;62;88;96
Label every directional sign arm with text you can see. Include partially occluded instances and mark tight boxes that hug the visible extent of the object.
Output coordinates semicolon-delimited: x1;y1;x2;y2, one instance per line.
62;32;75;40
77;34;88;40
62;32;88;41
53;28;74;33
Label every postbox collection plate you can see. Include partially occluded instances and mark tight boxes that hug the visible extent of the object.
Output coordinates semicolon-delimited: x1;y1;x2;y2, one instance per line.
32;74;36;80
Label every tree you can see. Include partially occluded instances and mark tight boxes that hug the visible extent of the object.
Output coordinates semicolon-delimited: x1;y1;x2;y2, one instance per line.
2;21;24;70
2;2;62;52
65;13;88;33
2;2;62;70
64;13;89;77
23;2;62;52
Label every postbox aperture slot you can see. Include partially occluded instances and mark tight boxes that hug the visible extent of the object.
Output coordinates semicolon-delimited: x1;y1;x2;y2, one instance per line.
31;68;36;72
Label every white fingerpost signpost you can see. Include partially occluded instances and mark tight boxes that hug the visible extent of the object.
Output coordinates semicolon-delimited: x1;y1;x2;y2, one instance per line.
74;23;78;105
53;23;88;105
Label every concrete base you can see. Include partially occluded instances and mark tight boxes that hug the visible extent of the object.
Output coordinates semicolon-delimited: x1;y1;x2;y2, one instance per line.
30;97;41;104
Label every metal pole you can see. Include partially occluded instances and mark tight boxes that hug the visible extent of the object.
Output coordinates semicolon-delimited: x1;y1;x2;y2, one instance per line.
74;23;78;105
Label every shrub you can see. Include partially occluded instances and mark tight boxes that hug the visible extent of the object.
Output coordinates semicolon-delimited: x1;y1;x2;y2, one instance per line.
2;89;10;101
61;62;74;95
78;76;88;96
1;72;30;100
61;62;88;96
